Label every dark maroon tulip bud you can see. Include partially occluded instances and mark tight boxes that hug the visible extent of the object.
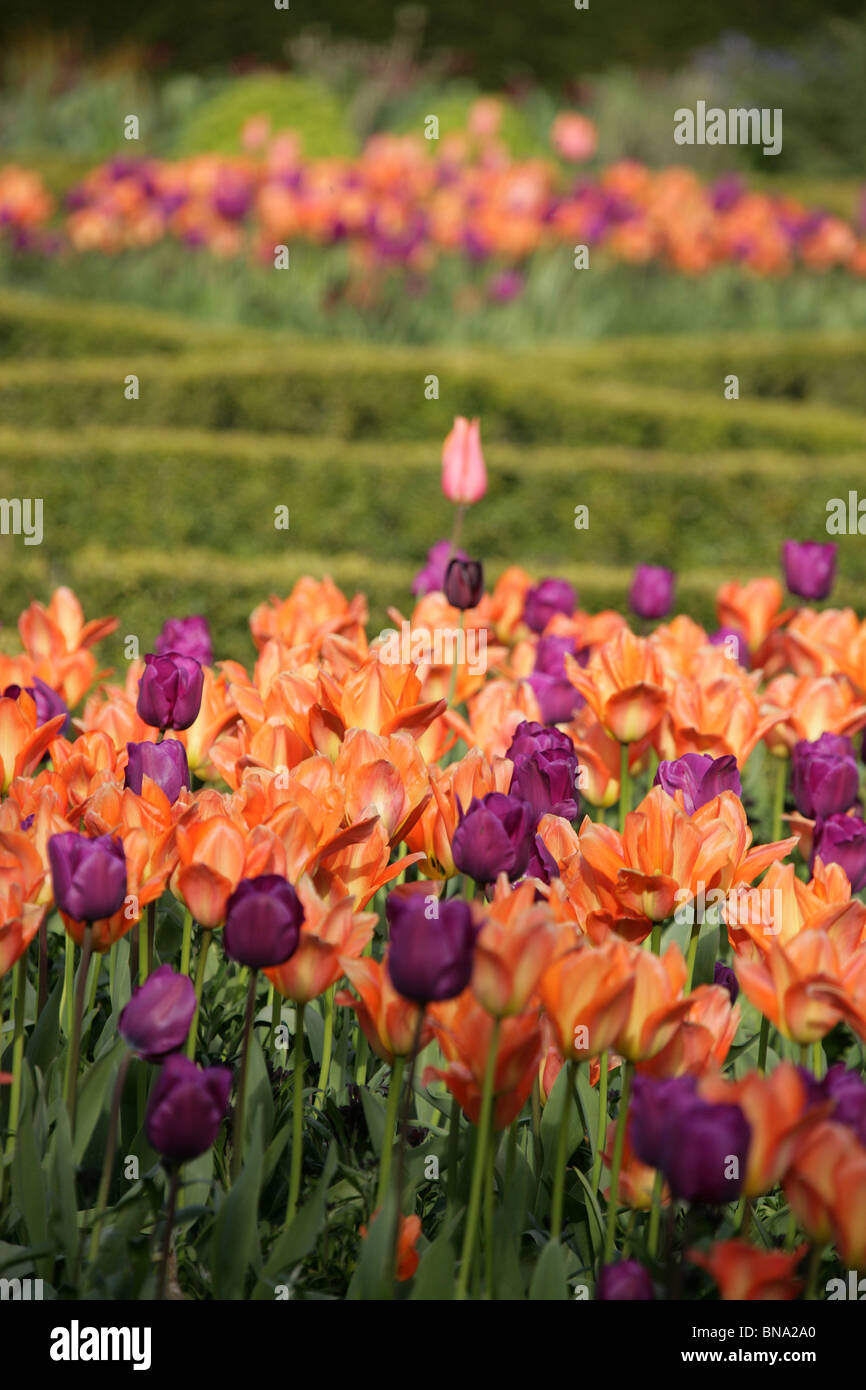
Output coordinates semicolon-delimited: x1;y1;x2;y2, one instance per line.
596;1260;655;1300
444;557;484;610
4;677;72;737
145;1054;231;1163
792;734;859;821
708;626;751;669
385;891;477;1003
811;813;866;890
663;1099;750;1205
654;752;741;814
528;635;584;724
452;792;536;884
119;964;196;1061
713;961;739;1003
629;564;674;621
137;652;204;731
782;540;837;601
522;578;577;634
154;615;213;667
412;540;468;598
124;739;190;803
47;831;127;922
223;875;304;970
508;724;580;822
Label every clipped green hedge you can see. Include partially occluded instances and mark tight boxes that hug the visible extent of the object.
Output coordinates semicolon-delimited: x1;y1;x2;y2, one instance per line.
1;351;865;451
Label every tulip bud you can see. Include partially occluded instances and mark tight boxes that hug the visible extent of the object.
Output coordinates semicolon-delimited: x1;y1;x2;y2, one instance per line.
119;964;196;1061
47;831;127;923
412;540;469;598
654;752;742;814
596;1260;655;1300
223;875;304;970
441;416;487;505
444;557;484;611
522;578;577;634
385;891;477;1004
145;1054;231;1163
507;720;580;820
137;652;204;731
154;615;213;667
782;540;837;601
4;677;72;737
713;961;739;1004
629;564;675;621
811;813;866;890
124;739;191;803
528;635;583;725
452;792;536;884
791;734;859;821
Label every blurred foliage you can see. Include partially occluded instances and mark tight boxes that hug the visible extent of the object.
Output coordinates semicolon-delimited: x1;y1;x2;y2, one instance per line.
171;73;357;157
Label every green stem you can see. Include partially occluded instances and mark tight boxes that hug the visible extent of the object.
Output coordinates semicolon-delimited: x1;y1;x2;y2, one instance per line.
179;908;193;978
591;1053;609;1195
231;970;258;1183
602;1060;633;1266
62;929;75;1036
286;1002;306;1225
484;1139;496;1298
446;610;466;708
7;959;27;1156
37;918;48;1017
138;909;149;988
685;917;702;991
650;922;661;955
757;1015;770;1073
146;898;156;976
185;927;212;1060
375;1053;406;1209
446;1094;461;1214
88;1049;132;1264
550;1059;576;1240
267;982;279;1055
314;984;335;1109
647;1168;664;1259
619;742;631;836
456;1018;501;1300
65;924;93;1136
771;754;786;843
811;1040;823;1079
155;1164;181;1300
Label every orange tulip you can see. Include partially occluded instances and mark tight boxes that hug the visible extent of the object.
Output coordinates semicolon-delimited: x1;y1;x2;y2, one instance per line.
638;983;739;1078
761;673;866;756
172;807;247;928
336;953;432;1063
471;877;564;1018
659;670;783;766
716;577;787;655
602;1118;669;1210
360;1212;421;1281
566;628;667;744
249;575;368;653
784;1121;866;1268
698;1063;821;1197
612;940;695;1062
265;877;375;1004
735;929;866;1044
425;992;542;1130
0;887;45;977
17;586;117;706
688;1240;806;1300
404;747;512;878
0;689;66;793
538;938;636;1060
335;728;431;846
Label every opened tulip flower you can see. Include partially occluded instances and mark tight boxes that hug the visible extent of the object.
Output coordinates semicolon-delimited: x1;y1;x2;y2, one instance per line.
124;739;191;803
654;752;742;814
119;963;196;1061
688;1240;806;1301
137;652;204;731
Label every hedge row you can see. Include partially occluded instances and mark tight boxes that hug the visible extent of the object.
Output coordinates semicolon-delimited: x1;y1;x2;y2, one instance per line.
2;291;865;411
2;352;865;451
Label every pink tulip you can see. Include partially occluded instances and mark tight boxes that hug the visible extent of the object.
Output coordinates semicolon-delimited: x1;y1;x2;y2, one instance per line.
441;417;487;505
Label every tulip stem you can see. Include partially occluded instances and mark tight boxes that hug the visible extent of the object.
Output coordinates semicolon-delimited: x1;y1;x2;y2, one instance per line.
7;960;27;1157
375;1054;405;1209
618;743;631;836
186;928;212;1060
647;1168;664;1258
591;1053;609;1195
314;985;335;1109
448;503;466;559
685;917;702;991
771;755;786;843
811;1040;823;1079
62;929;74;1036
484;1139;496;1298
146;899;156;977
650;922;662;955
37;917;48;1017
757;1015;770;1073
456;1017;500;1300
286;1002;306;1225
180;908;193;978
550;1059;576;1241
155;1163;181;1300
231;970;258;1183
446;1094;461;1214
389;1008;427;1287
602;1060;632;1266
88;1048;132;1265
65;924;93;1136
446;611;466;708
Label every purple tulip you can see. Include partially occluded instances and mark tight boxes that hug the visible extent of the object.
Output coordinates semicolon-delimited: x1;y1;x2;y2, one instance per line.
708;627;751;669
713;961;739;1003
411;540;469;598
523;833;560;885
223;875;304;970
452;792;537;884
154;615;213;667
124;739;191;803
522;578;577;634
444;557;484;611
811;813;866;890
629;564;675;621
4;677;72;737
528;635;584;725
145;1055;231;1163
663;1099;750;1205
791;734;859;821
654;752;741;814
137;652;204;731
596;1260;655;1300
630;1075;699;1169
782;540;837;602
801;1064;866;1145
119;964;196;1061
385;891;477;1003
508;723;580;822
48;831;127;922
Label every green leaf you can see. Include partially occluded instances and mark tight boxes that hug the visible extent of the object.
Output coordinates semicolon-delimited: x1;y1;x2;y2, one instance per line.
245;1033;274;1147
540;1064;583;1190
25;979;61;1074
360;1087;386;1159
11;1098;52;1280
410;1230;456;1300
210;1120;263;1299
252;1144;337;1298
574;1064;601;1167
49;1106;79;1274
73;1039;124;1165
346;1189;399;1301
570;1165;605;1258
529;1238;568;1300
